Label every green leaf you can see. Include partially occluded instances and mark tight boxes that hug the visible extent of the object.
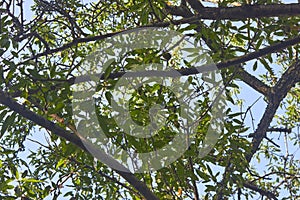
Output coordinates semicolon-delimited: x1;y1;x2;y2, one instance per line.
0;110;8;121
15;170;19;179
260;58;274;75
196;170;210;182
253;61;258;71
1;112;16;136
256;38;264;49
104;65;114;79
228;112;244;118
21;178;43;183
105;91;112;104
104;48;115;56
53;102;65;113
56;158;66;169
27;69;42;78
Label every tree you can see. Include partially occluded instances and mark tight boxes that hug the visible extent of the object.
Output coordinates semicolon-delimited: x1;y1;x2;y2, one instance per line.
0;0;299;199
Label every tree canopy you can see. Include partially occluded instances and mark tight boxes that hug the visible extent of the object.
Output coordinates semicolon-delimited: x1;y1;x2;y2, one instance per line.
0;0;299;199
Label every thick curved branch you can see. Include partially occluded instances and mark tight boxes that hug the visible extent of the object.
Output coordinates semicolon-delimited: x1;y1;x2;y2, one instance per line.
165;2;297;100
0;91;159;200
62;36;300;84
68;157;143;198
234;66;271;97
247;61;300;162
12;35;298;102
219;62;300;200
166;3;300;20
216;36;300;69
243;181;278;200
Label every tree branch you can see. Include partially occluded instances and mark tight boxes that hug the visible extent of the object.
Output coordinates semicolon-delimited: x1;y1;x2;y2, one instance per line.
267;127;292;133
216;62;299;200
216;36;300;70
12;35;298;102
0;91;159;200
68;157;143;198
234;66;271;97
166;3;300;20
186;0;204;13
247;61;300;162
57;35;300;84
18;30;126;65
243;181;278;200
18;4;300;63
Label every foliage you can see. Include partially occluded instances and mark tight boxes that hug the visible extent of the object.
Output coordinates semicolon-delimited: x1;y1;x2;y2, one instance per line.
0;0;299;199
